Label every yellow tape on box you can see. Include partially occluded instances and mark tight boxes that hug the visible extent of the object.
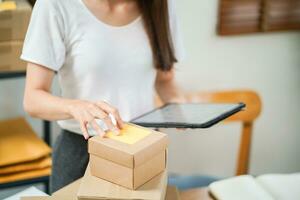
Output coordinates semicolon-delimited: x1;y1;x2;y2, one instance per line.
106;123;151;144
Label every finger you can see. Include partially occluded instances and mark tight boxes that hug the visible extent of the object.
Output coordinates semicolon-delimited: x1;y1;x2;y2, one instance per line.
80;120;89;140
102;115;120;135
88;105;119;133
96;101;124;129
90;119;106;137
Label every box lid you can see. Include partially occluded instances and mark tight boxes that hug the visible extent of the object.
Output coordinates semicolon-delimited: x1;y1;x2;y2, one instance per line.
88;123;168;168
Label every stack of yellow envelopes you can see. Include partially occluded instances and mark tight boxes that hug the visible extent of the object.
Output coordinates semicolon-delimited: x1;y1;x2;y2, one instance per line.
0;118;52;184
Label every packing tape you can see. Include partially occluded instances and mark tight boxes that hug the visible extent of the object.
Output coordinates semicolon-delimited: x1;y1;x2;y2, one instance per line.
106;124;151;145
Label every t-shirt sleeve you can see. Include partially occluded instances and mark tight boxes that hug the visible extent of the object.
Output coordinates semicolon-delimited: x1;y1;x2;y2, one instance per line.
168;0;186;63
20;0;66;71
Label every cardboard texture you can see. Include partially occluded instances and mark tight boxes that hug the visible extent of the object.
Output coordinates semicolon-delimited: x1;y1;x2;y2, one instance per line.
22;179;181;200
0;41;26;72
77;165;168;200
88;123;168;189
165;186;181;200
0;118;51;167
0;1;17;11
0;0;31;41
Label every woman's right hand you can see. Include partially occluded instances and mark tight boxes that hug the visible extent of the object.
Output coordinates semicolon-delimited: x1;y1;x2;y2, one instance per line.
67;100;124;140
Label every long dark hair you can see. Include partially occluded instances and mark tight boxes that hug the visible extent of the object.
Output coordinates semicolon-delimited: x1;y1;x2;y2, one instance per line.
138;0;177;71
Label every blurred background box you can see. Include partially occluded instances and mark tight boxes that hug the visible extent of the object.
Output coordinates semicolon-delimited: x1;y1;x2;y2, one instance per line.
0;0;31;42
0;41;26;72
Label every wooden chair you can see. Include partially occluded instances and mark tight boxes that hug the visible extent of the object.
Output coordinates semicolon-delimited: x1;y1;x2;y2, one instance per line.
156;90;262;176
185;90;262;175
161;90;262;200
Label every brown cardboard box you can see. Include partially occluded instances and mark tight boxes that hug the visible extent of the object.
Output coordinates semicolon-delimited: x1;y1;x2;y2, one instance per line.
0;0;32;41
77;165;168;200
88;123;168;190
22;179;181;200
55;179;180;200
0;41;26;72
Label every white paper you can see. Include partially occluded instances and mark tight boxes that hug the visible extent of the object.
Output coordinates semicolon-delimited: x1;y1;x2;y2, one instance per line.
257;173;300;200
208;175;274;200
4;187;48;200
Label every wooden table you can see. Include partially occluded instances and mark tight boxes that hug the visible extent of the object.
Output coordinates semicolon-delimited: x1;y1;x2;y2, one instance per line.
180;188;215;200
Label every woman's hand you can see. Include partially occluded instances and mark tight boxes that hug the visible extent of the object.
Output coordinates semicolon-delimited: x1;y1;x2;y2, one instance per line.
24;63;124;139
67;100;124;140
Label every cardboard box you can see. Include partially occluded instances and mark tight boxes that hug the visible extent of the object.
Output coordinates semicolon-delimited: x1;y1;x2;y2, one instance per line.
77;165;168;200
55;179;180;200
88;123;168;190
22;179;181;200
0;41;26;72
0;0;32;41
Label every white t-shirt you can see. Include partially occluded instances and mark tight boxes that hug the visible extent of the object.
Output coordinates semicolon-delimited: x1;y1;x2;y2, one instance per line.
21;0;185;135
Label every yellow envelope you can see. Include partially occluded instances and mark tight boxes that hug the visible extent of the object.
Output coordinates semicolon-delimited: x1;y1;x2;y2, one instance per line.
106;123;151;144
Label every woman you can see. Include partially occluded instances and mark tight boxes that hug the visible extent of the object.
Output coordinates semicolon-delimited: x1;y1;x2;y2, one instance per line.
22;0;185;193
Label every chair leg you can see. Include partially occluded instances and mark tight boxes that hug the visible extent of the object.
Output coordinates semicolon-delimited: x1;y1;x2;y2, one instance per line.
236;122;253;175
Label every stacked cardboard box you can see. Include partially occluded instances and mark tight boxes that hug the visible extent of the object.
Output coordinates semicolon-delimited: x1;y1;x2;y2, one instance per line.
22;124;178;200
0;0;31;72
79;123;169;199
21;178;181;200
0;118;52;184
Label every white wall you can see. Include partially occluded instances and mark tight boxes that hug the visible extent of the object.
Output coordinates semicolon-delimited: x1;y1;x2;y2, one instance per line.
0;2;299;198
166;0;300;177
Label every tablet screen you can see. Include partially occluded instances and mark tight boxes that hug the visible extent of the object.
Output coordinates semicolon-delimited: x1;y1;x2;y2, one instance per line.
131;103;245;128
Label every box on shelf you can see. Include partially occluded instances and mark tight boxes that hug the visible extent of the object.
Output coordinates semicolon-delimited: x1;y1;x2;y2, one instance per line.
88;123;168;190
0;41;26;72
0;0;32;41
78;165;168;200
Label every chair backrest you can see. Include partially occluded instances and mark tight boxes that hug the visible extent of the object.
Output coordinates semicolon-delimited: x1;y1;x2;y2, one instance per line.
155;90;262;175
186;90;262;175
186;90;261;123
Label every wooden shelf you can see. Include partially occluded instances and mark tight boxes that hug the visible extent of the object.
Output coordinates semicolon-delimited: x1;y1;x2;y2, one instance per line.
0;70;51;194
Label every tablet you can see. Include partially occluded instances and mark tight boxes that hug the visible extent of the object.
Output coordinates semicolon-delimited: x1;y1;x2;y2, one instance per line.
131;103;245;128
